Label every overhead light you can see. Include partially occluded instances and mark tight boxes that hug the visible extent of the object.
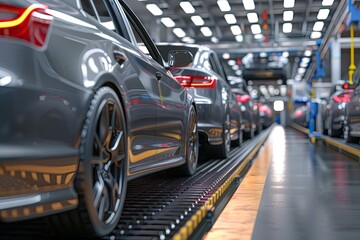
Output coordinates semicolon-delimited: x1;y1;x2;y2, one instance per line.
283;11;293;21
191;15;205;26
217;0;231;12
146;4;163;16
236;70;242;75
282;51;289;57
211;37;219;43
300;62;308;68
251;24;261;34
201;27;212;37
247;13;258;23
224;14;237;24
274;100;284;111
182;37;195;43
232;65;240;70
230;25;242;35
228;60;236;66
222;53;230;59
317;9;330;20
298;67;306;74
160;17;175;27
302;57;310;63
310;31;321;39
322;0;334;6
235;35;243;42
180;2;195;14
313;21;324;31
295;75;302;81
260;52;267;58
283;23;292;33
304;50;312;57
254;34;263;39
173;28;186;38
243;0;255;10
284;0;295;8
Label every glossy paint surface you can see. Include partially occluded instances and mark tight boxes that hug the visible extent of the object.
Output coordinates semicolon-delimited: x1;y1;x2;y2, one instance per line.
347;85;360;138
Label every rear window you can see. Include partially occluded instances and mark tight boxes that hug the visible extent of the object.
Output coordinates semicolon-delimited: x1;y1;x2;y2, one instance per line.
156;45;199;64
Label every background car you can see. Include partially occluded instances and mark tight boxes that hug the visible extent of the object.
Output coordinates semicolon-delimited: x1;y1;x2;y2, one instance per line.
322;86;354;137
291;105;309;128
258;102;274;129
0;0;198;237
343;82;360;143
156;43;242;159
230;81;260;139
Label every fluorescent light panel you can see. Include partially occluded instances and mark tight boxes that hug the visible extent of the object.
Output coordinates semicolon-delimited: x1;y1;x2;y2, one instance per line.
247;12;258;23
254;34;263;39
222;53;230;59
304;50;312;57
146;4;163;16
230;25;242;35
224;14;237;24
313;21;324;31
310;31;321;39
191;15;205;26
235;35;243;42
201;27;212;37
243;0;255;10
283;11;293;21
160;17;175;27
284;0;295;8
317;9;330;20
182;37;195;43
180;2;195;14
322;0;334;6
251;24;261;34
283;23;292;33
173;28;186;38
217;0;231;12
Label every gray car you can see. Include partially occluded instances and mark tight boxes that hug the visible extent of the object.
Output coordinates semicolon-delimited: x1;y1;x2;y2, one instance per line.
0;0;199;237
344;83;360;143
156;43;242;159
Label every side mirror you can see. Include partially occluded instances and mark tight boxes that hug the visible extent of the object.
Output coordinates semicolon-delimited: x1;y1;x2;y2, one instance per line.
168;50;193;68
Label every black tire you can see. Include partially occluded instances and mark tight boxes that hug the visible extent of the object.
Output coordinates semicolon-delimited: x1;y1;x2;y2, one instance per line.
243;126;255;139
178;105;199;176
344;120;358;143
50;87;127;237
328;124;341;138
231;123;243;147
212;112;231;159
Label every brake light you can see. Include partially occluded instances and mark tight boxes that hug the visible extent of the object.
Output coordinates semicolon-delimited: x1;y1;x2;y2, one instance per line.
0;4;53;47
174;75;217;88
236;94;250;103
333;93;351;103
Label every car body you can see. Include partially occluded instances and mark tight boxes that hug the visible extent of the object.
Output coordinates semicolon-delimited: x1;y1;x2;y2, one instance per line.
230;81;260;139
291;105;309;128
344;83;360;143
156;43;242;159
0;0;199;237
323;89;353;137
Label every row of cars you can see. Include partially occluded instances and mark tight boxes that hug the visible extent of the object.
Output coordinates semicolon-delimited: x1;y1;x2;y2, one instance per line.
291;82;360;144
0;0;273;238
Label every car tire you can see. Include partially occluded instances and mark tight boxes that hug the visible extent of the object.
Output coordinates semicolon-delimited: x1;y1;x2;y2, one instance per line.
212;112;231;159
231;122;243;147
243;126;255;139
178;105;199;176
49;87;127;237
344;120;358;143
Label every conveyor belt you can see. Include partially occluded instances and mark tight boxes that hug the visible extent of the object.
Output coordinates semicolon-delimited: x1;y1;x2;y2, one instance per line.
0;127;272;240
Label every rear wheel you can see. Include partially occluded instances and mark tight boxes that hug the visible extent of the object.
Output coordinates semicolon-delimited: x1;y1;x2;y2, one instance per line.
50;87;127;237
344;120;358;143
178;105;199;176
231;122;243;147
212;112;231;159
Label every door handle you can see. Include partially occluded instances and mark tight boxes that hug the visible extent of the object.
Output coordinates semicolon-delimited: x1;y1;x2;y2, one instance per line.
113;50;127;65
155;72;162;80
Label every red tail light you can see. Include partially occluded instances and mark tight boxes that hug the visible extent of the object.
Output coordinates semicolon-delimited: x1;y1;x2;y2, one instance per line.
333;93;351;103
236;94;250;103
174;75;217;88
0;4;53;47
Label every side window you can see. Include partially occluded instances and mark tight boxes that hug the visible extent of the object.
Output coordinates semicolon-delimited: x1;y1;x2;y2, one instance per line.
128;22;151;56
81;0;116;31
209;54;221;75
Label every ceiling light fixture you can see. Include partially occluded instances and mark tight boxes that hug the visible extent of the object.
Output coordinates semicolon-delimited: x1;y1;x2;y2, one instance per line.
317;9;330;20
243;0;255;10
191;15;205;26
254;34;263;39
230;25;242;35
304;50;312;57
201;27;212;37
211;37;219;43
173;28;186;38
224;14;237;24
217;0;231;12
251;24;261;34
283;11;294;21
228;60;236;66
235;35;243;42
180;2;195;14
222;53;230;59
247;12;259;23
310;31;321;39
302;57;310;63
298;68;306;74
283;23;292;33
313;21;324;31
284;0;295;8
182;37;195;43
322;0;334;6
160;17;175;27
146;4;163;16
282;51;289;57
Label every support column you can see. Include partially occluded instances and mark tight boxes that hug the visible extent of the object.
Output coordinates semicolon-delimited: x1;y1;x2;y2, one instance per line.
331;35;341;83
